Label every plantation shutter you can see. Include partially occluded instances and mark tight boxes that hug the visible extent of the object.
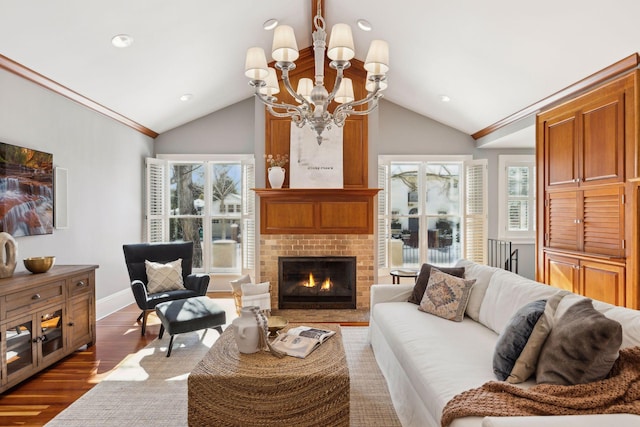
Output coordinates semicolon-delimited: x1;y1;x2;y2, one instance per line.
242;160;256;270
145;158;167;242
463;159;487;263
377;164;389;268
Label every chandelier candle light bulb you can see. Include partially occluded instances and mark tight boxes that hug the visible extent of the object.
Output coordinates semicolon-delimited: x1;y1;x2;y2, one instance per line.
244;0;389;145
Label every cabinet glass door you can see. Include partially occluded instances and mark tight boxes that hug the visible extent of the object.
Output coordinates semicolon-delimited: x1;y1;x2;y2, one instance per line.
40;308;64;359
6;318;34;378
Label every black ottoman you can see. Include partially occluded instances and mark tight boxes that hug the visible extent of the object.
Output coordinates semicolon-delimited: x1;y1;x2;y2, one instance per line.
155;296;226;357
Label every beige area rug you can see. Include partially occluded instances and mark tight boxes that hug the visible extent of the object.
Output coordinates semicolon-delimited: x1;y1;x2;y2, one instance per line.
45;326;400;426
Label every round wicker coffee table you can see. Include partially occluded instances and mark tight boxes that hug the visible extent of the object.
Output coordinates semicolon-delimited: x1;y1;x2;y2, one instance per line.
188;323;349;427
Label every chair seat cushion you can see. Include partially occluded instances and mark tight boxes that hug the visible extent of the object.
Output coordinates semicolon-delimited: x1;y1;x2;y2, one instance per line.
146;289;199;308
155;296;226;336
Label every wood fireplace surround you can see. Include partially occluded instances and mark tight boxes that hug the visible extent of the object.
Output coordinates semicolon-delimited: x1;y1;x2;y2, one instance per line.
256;189;379;310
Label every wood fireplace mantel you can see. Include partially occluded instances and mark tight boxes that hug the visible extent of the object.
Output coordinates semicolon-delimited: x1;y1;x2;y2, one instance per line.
253;188;380;234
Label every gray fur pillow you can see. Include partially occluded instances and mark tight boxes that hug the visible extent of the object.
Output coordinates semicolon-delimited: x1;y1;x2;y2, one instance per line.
493;299;547;381
536;298;622;385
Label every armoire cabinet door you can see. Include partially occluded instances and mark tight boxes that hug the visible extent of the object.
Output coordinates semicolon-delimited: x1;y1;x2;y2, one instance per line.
580;260;625;306
580;92;625;186
544;252;579;293
541;73;628;190
545;190;579;252
582;186;624;257
543;112;579;189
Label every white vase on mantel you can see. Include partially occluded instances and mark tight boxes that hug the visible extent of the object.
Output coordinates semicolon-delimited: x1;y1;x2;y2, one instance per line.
268;167;285;189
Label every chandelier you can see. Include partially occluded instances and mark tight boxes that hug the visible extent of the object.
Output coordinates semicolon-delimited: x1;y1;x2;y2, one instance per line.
244;0;389;144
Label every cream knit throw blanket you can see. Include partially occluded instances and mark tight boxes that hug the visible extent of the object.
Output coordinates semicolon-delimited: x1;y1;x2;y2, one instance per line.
441;346;640;427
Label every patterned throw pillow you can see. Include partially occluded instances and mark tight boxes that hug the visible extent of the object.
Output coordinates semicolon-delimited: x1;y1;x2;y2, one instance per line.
408;263;466;305
145;259;185;294
418;268;476;322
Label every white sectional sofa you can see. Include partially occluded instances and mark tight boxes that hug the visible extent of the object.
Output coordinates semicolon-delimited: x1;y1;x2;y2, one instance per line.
369;259;640;427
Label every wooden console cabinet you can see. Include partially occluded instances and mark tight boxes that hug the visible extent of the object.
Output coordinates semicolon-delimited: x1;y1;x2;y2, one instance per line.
0;265;97;393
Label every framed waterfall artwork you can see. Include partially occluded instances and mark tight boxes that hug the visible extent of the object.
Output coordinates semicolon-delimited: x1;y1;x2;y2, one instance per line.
0;142;54;236
289;123;344;188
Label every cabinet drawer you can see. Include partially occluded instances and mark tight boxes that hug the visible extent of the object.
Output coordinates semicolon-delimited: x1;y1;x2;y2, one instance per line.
5;281;64;319
67;274;91;297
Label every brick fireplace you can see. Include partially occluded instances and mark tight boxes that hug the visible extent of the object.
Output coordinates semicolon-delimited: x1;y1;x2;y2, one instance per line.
255;188;379;311
259;234;375;310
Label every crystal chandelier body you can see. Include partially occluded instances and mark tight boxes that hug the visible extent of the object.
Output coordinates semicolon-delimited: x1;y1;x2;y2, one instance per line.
244;0;389;144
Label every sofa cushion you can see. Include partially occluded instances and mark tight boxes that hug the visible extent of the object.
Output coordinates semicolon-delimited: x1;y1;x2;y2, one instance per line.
493;299;547;381
418;268;475;322
456;259;500;322
507;292;568;383
145;258;184;293
408;263;465;304
536;298;623;385
479;269;562;335
371;301;499;426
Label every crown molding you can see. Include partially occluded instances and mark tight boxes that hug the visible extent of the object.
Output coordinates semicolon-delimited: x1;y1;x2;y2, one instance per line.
472;53;640;140
0;54;159;139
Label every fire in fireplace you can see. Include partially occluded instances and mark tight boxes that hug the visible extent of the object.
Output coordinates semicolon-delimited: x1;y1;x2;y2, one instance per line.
278;256;356;309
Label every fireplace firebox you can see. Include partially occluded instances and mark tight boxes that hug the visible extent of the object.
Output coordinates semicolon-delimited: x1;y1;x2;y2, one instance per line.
278;256;356;309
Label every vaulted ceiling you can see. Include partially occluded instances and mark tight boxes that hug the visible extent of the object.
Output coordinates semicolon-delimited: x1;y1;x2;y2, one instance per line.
1;0;639;147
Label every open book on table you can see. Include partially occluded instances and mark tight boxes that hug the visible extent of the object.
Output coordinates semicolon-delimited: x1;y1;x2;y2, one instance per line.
270;326;336;359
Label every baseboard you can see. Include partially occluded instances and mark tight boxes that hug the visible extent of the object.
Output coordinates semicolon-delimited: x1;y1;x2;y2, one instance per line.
96;288;134;320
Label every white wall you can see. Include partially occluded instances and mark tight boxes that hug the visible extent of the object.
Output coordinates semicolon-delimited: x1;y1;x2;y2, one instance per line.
0;68;154;317
154;98;255;155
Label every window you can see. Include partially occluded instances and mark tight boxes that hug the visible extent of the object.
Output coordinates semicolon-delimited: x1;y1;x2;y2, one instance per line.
378;156;487;269
498;155;535;243
146;155;255;274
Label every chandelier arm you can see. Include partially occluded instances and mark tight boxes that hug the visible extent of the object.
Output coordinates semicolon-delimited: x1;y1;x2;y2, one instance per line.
337;99;381;116
335;89;381;115
255;92;306;119
280;70;312;109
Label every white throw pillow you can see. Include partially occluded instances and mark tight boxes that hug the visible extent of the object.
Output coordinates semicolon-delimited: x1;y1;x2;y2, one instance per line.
241;281;270;296
145;259;184;294
230;274;252;294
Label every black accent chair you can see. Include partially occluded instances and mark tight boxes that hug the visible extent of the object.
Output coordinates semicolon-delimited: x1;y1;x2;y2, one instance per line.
122;242;210;335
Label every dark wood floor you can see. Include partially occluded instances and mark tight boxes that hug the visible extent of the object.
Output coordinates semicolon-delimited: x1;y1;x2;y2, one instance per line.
0;302;166;426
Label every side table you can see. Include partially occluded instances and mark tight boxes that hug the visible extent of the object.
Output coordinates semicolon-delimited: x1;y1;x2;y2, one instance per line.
390;269;419;284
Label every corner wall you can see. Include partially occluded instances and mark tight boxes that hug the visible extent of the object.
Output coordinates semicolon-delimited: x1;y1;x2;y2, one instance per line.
0;68;154;317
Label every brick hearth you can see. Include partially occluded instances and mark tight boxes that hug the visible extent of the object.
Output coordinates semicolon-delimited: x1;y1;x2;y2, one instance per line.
259;234;375;310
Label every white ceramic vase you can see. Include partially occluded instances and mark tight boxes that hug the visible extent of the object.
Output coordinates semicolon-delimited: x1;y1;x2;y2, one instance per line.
268;167;285;189
231;306;261;354
0;232;17;278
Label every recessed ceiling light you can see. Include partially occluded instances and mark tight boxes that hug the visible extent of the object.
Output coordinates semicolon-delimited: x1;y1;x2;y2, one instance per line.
357;19;372;31
263;19;278;31
180;94;194;102
111;34;133;48
439;95;451;103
